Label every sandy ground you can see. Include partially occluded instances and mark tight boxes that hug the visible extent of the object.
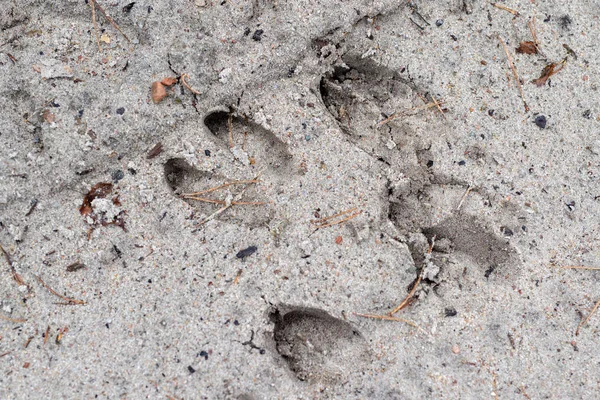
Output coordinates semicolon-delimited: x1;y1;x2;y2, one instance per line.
1;0;599;398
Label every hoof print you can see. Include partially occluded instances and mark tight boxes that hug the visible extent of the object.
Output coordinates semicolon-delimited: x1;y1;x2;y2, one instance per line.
271;306;370;383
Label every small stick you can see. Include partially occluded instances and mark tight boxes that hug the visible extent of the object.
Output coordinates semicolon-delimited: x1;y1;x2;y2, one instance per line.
0;351;13;358
389;272;423;315
0;243;27;287
456;186;473;210
0;315;26;323
43;326;50;345
233;269;243;284
199;170;264;225
35;275;86;305
90;0;101;51
180;74;201;95
498;35;529;113
182;196;266;206
93;0;131;42
491;2;519;16
430;94;446;119
354;313;418;328
311;207;357;224
492;369;499;400
562;266;600;270
520;384;532;400
409;18;425;31
182;180;259;197
576;298;600;336
528;16;538;48
314;211;362;229
228;114;234;148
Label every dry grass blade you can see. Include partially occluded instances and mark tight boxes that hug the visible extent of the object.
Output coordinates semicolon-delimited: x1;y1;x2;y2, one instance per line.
89;0;101;51
562;265;600;270
576;298;600;336
430;94;446;119
389;273;423;315
93;1;130;43
490;2;519;16
35;275;86;305
228;114;234;148
497;35;529;113
354;313;428;335
314;211;362;229
181;74;201;94
183;196;265;206
311;207;357;224
182;180;259;197
456;186;473;210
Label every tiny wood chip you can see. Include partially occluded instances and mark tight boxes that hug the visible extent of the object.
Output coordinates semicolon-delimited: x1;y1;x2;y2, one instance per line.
515;41;537;54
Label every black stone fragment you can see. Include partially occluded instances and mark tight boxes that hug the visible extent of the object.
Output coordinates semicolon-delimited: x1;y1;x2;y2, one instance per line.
236;246;257;259
445;308;457;317
435;19;443;27
188;366;196;374
112;169;124;182
122;2;135;13
116;107;125;115
252;29;264;41
534;115;547;129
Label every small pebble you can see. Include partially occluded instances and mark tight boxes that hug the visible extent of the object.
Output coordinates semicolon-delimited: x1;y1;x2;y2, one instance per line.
188;366;196;374
116;107;125;115
252;29;264;41
435;19;444;27
534;115;547;129
451;344;460;354
205;149;211;156
236;246;257;259
112;169;124;182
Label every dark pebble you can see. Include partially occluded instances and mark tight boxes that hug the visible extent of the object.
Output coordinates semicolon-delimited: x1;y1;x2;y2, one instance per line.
51;100;60;107
435;19;444;27
500;226;514;237
199;350;209;360
252;29;264;41
259;349;266;354
426;160;434;168
566;201;575;211
234;320;240;326
122;2;135;13
112;169;124;182
450;34;458;41
205;149;211;156
116;107;125;115
236;246;257;259
244;27;251;36
484;265;496;278
582;109;591;119
187;366;196;374
78;109;84;117
534;115;547;129
128;168;137;175
458;160;466;166
445;308;457;317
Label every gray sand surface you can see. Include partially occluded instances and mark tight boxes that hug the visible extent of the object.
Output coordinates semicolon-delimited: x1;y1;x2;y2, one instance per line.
1;0;599;398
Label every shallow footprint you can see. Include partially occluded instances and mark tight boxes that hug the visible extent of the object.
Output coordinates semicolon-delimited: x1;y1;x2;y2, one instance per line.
270;305;371;383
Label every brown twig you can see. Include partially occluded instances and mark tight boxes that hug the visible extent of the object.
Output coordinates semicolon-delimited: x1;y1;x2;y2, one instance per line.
89;0;101;51
498;35;529;113
43;326;50;345
528;16;539;49
576;298;600;336
389;273;423;315
492;369;499;400
354;313;418;328
182;180;259;197
456;186;473;210
180;74;201;95
93;0;131;43
491;2;519;16
417;93;446;118
35;275;86;305
0;243;27;287
0;315;26;323
0;351;13;358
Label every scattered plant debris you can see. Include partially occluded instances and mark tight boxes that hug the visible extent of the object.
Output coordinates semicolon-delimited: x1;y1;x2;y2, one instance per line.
515;41;537;54
532;59;566;87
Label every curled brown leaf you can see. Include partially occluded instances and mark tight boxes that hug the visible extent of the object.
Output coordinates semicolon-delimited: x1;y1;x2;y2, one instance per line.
151;81;167;104
516;41;537;55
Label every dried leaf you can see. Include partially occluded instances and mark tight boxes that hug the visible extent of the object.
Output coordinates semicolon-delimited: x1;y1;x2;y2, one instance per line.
515;41;537;54
532;61;565;87
79;182;113;216
160;77;178;86
151;81;167;104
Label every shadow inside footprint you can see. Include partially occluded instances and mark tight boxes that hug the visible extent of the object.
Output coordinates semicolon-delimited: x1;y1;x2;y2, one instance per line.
270;306;370;383
204;110;292;174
